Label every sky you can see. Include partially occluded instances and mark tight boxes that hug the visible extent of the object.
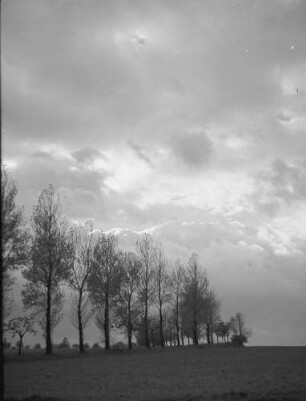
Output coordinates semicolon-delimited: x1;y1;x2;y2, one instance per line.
2;0;306;347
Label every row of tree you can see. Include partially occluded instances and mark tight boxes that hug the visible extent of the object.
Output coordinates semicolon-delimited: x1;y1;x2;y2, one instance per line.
2;167;251;356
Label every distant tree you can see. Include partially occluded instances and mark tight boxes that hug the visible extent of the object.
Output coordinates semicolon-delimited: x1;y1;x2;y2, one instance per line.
153;244;172;348
7;315;36;356
181;253;209;346
89;233;123;351
136;233;156;348
115;251;142;350
230;312;251;346
22;185;73;355
69;221;96;352
171;259;185;347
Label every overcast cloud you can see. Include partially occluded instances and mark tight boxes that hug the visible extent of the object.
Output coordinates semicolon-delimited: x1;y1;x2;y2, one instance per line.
2;0;305;346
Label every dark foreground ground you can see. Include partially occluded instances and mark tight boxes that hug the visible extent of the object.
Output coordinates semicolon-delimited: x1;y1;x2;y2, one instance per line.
4;346;305;401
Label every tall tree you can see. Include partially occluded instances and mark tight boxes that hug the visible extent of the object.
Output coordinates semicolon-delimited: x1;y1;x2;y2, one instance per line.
136;233;156;348
22;185;73;355
172;258;185;347
69;221;96;352
89;233;122;351
154;244;172;348
1;166;29;319
181;253;209;346
115;251;142;349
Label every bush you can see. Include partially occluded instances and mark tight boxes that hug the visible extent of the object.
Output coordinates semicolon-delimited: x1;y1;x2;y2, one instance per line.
58;337;70;349
92;342;100;349
231;334;248;347
72;343;79;349
112;341;126;350
84;343;90;349
34;343;41;350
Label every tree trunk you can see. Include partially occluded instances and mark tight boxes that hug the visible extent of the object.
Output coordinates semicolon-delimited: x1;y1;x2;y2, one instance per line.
151;328;155;347
104;291;110;351
206;323;210;345
127;300;132;350
45;284;52;355
176;295;180;347
181;330;184;346
144;285;150;348
193;318;198;346
18;336;23;356
78;293;84;353
159;302;164;348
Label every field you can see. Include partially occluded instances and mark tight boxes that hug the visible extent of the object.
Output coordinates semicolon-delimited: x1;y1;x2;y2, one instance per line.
4;346;305;401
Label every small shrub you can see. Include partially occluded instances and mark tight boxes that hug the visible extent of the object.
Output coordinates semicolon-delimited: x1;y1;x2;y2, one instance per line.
92;342;100;349
34;343;41;350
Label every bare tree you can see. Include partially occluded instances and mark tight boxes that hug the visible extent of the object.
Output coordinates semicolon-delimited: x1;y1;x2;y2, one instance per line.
22;185;73;355
172;258;185;347
154;244;172;348
115;251;142;349
89;233;123;351
181;253;209;346
136;233;156;348
69;221;96;352
7;315;36;356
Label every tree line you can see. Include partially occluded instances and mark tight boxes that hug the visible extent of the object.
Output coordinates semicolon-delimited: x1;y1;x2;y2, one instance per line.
2;167;251;356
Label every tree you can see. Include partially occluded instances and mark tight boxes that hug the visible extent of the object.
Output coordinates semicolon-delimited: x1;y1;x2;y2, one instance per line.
22;185;73;355
230;312;251;346
89;233;123;351
171;259;185;347
70;294;92;349
115;251;142;349
181;253;209;346
1;166;30;372
7;315;36;356
154;244;172;348
1;166;29;273
203;289;221;344
68;221;96;352
136;233;156;348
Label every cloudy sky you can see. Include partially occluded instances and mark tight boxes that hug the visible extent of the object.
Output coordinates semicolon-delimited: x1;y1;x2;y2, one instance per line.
2;0;306;346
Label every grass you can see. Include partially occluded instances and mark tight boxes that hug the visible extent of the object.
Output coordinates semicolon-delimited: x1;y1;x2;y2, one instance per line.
4;346;305;401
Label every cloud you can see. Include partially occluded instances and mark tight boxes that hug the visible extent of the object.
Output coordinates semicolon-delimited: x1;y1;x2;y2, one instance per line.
71;147;106;165
128;140;154;168
171;129;213;169
253;158;306;212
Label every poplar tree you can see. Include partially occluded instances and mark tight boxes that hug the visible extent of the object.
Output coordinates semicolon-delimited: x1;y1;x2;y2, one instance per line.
22;185;73;355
